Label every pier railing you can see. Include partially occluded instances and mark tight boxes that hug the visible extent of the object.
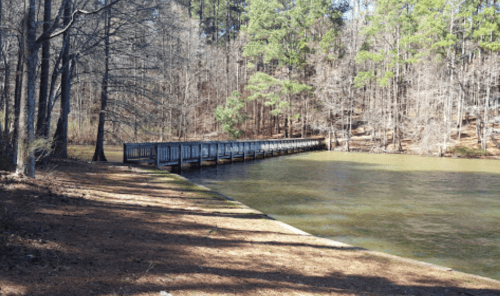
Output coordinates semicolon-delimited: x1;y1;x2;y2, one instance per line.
123;138;323;168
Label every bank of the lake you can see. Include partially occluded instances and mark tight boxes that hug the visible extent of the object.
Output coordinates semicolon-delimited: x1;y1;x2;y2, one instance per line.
3;158;500;295
68;144;500;279
181;151;500;281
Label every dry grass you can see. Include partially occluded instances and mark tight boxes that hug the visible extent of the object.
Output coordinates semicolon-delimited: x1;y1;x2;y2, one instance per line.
67;145;123;162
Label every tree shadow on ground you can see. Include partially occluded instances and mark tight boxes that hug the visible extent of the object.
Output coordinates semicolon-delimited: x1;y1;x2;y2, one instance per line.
1;160;499;296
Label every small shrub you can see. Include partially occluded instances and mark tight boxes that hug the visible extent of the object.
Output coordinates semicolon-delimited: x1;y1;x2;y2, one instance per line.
0;152;13;171
451;146;488;157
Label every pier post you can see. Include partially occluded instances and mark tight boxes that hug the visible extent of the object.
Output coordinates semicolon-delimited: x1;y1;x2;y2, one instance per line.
216;143;220;165
156;144;160;167
179;144;184;172
243;143;246;162
199;143;203;166
230;143;234;163
123;143;128;163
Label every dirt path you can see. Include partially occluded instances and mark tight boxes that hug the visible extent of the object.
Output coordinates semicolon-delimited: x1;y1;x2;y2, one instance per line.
1;160;500;296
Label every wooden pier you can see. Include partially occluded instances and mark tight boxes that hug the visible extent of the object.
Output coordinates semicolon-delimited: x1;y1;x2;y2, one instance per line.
123;138;324;170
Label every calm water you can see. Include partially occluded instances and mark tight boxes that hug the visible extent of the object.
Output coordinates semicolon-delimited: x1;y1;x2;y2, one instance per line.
181;152;500;280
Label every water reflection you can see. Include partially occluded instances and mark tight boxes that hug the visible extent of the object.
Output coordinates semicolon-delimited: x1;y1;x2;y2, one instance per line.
180;151;500;280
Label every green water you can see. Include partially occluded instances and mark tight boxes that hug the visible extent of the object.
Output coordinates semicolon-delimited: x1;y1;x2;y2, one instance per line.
181;152;500;280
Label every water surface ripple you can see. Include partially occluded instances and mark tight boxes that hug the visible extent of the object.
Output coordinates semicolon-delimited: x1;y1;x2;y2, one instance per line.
181;151;500;280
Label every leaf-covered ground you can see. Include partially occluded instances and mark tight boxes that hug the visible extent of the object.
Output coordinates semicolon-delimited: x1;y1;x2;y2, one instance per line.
1;160;500;296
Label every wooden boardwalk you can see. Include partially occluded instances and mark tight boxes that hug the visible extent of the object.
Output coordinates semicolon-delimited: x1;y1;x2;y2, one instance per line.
123;138;324;170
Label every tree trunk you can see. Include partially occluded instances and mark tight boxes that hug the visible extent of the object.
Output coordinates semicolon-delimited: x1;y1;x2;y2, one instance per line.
443;2;457;155
36;0;52;138
199;0;203;28
225;0;230;98
12;43;24;164
482;58;493;151
44;60;62;138
259;100;264;135
17;0;39;177
0;0;9;149
2;56;9;151
215;0;218;44
52;0;72;158
93;1;111;162
0;0;2;144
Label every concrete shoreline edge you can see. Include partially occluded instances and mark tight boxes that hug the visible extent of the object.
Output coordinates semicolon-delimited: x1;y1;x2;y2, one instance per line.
168;168;500;286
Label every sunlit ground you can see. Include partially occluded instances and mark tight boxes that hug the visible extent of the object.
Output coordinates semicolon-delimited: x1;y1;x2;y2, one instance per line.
68;145;123;162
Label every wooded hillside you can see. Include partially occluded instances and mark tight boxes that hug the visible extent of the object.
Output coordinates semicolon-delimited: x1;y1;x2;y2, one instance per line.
0;0;499;176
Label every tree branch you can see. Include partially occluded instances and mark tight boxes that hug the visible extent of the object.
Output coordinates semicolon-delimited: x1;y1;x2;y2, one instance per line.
36;0;122;43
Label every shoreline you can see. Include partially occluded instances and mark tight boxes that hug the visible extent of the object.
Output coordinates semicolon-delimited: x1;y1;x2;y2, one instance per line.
329;146;500;160
2;159;500;295
176;169;500;285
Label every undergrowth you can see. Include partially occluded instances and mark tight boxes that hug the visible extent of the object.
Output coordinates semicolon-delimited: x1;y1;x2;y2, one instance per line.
451;146;488;157
0;152;13;171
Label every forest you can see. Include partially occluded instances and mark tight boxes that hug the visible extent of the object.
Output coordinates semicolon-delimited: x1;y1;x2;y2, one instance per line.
0;0;499;177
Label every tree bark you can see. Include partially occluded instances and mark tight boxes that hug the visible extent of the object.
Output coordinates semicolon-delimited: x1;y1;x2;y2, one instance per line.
1;55;9;151
17;0;39;177
52;0;72;158
0;0;8;149
36;0;52;138
12;41;24;165
92;1;111;162
44;53;63;138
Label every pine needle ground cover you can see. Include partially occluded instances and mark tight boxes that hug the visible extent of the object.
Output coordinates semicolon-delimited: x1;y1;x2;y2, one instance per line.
1;160;500;296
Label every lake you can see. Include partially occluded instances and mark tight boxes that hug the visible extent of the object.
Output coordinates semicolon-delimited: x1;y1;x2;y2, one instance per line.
180;151;500;280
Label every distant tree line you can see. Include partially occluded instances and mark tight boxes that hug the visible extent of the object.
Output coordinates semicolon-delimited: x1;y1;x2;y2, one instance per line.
0;0;499;177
